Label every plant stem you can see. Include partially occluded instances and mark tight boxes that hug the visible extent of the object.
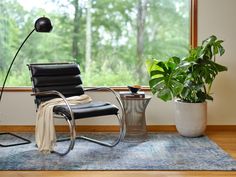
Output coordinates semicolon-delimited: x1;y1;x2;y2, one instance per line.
203;85;207;95
207;83;212;95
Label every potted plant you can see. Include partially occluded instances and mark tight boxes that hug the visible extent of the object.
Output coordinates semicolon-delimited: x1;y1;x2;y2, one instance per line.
146;35;227;137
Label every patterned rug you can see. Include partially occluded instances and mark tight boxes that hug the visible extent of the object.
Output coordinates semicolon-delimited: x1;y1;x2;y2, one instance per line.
0;132;236;170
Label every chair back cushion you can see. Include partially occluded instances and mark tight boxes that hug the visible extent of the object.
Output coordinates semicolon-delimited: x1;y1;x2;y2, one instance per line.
28;63;84;105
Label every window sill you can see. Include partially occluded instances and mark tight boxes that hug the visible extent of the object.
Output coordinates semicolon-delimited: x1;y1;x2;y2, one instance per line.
1;86;151;92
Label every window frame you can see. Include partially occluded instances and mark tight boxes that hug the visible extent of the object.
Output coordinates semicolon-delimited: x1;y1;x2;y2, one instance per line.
2;0;198;92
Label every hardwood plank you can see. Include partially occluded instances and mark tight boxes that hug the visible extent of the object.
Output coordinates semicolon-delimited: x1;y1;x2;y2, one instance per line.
1;171;236;177
207;131;236;159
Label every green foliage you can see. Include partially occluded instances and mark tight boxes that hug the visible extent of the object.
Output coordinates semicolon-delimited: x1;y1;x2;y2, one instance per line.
82;60;135;86
146;35;228;103
0;0;190;86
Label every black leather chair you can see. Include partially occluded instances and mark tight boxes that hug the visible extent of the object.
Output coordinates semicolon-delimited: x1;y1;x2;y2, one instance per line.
27;63;125;156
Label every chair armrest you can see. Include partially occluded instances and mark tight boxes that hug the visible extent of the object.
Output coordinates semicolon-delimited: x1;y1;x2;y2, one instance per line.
31;90;75;125
84;87;124;117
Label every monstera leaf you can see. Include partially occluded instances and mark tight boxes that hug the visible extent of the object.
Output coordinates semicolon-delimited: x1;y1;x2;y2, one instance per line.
146;57;186;101
146;35;227;103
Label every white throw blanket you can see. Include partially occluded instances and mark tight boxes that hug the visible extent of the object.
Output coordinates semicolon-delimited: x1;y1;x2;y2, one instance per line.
35;94;92;154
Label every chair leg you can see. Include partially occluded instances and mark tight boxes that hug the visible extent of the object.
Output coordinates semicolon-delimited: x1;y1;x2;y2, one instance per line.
52;116;76;156
53;113;125;156
0;132;31;147
78;113;125;147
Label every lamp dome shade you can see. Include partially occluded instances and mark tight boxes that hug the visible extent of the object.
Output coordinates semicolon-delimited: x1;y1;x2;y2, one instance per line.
34;17;53;32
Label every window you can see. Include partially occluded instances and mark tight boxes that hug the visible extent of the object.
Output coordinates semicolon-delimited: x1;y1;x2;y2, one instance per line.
0;0;191;87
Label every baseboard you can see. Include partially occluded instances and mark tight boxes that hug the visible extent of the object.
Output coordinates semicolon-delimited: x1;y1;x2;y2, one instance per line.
205;125;236;131
0;125;235;132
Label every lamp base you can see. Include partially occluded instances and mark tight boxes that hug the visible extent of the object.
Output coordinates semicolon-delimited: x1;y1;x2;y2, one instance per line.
0;132;31;147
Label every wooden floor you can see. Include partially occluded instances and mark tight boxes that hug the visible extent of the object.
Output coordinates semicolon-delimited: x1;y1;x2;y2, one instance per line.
1;130;236;177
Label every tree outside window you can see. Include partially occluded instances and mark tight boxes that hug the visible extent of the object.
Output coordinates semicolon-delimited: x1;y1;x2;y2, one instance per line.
0;0;190;86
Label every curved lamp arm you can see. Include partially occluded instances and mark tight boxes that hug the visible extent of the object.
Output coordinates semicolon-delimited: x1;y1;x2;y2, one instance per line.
0;29;35;102
0;16;53;103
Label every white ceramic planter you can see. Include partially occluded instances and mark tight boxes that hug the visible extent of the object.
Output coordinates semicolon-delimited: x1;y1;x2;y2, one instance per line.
174;100;207;137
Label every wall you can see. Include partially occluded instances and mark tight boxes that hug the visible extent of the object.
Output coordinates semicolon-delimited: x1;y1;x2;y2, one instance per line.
0;0;236;125
0;91;174;125
198;0;236;124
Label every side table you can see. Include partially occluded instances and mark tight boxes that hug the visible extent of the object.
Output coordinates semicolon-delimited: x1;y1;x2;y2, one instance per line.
120;93;151;142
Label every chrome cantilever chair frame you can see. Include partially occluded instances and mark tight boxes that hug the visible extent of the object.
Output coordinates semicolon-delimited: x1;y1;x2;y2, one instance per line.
0;133;31;147
32;88;125;156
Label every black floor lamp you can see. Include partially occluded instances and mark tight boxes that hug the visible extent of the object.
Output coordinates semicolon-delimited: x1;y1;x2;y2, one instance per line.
0;16;53;147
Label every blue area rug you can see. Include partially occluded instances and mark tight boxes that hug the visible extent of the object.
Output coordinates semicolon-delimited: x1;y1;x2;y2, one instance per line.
0;132;236;170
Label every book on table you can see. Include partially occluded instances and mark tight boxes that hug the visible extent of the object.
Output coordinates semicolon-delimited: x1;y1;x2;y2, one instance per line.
119;91;145;98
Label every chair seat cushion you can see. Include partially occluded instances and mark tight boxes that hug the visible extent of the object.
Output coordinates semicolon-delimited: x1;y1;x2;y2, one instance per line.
53;101;119;119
